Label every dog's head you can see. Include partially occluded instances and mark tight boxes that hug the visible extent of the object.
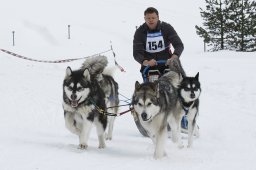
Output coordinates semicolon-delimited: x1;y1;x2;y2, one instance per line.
132;81;160;122
179;72;201;102
63;67;91;108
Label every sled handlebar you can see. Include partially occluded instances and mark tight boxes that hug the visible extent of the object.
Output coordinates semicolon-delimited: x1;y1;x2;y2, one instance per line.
142;60;167;82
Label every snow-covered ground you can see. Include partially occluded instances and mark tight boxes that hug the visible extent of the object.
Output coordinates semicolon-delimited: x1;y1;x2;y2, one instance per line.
1;0;256;170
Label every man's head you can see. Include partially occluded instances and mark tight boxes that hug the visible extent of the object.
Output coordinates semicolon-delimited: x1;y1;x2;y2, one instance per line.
144;7;159;30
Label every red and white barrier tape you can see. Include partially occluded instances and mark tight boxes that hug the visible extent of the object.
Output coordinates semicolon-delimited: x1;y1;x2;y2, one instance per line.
0;47;126;72
110;45;126;72
0;48;106;63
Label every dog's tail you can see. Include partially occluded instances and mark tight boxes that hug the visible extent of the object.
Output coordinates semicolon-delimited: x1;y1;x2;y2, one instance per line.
103;66;117;76
81;55;108;76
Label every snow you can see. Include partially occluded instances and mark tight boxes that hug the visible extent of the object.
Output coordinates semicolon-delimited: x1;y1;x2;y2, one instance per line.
1;0;256;170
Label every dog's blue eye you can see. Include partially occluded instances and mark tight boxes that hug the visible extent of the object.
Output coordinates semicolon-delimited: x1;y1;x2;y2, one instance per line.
147;103;152;106
138;103;143;106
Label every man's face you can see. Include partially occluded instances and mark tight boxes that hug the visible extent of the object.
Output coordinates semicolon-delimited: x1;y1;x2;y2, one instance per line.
144;12;159;30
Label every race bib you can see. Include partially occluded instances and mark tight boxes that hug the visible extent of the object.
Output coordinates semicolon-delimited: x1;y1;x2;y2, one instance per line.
146;32;165;53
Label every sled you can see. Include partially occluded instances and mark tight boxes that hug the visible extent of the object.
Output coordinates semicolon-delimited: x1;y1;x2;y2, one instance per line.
132;60;190;137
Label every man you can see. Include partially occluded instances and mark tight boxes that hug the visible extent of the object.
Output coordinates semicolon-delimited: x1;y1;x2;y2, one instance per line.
133;7;189;131
133;7;184;78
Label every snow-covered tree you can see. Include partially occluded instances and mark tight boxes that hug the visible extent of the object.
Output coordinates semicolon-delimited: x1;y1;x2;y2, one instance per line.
196;0;256;52
227;0;256;51
196;0;231;51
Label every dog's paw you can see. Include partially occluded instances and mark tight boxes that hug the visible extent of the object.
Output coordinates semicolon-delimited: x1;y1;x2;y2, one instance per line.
178;143;184;149
187;141;193;148
194;130;200;138
78;143;88;150
106;136;112;140
193;124;200;138
154;152;166;159
98;143;106;149
105;134;112;140
153;149;167;159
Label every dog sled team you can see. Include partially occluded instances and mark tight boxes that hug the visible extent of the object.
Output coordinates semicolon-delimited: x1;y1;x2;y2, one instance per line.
62;55;201;159
62;7;201;159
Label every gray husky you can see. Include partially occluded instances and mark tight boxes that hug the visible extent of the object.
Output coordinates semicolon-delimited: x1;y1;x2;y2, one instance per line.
179;72;201;147
63;55;119;149
82;56;119;140
132;71;184;159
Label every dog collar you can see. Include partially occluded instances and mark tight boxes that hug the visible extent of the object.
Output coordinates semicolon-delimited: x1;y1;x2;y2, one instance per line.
182;106;189;115
181;101;195;115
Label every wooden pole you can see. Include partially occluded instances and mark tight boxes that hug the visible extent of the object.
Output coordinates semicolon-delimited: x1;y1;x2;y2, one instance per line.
68;25;71;39
12;31;15;46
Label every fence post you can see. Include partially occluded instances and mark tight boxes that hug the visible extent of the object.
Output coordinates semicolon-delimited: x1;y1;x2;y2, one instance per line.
68;25;71;39
12;31;15;46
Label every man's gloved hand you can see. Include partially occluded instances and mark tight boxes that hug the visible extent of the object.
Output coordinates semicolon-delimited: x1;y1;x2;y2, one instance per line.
143;59;157;66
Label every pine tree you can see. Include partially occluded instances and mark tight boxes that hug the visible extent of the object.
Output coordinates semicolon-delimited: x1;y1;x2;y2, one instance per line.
195;25;210;51
248;1;256;51
196;0;231;51
227;0;256;51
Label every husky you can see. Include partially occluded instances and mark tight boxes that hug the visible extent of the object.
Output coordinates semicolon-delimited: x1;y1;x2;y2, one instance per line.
97;74;119;140
63;67;107;149
63;55;115;149
82;56;119;140
179;72;201;147
132;71;184;159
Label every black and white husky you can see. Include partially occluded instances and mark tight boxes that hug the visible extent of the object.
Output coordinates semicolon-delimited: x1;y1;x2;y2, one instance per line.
62;55;119;149
132;71;183;159
179;72;201;147
82;56;119;140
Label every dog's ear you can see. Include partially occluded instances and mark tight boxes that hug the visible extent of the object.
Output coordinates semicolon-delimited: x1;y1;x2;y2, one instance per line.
66;67;72;77
181;73;186;79
195;72;199;80
135;81;141;90
178;73;185;84
83;69;91;81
